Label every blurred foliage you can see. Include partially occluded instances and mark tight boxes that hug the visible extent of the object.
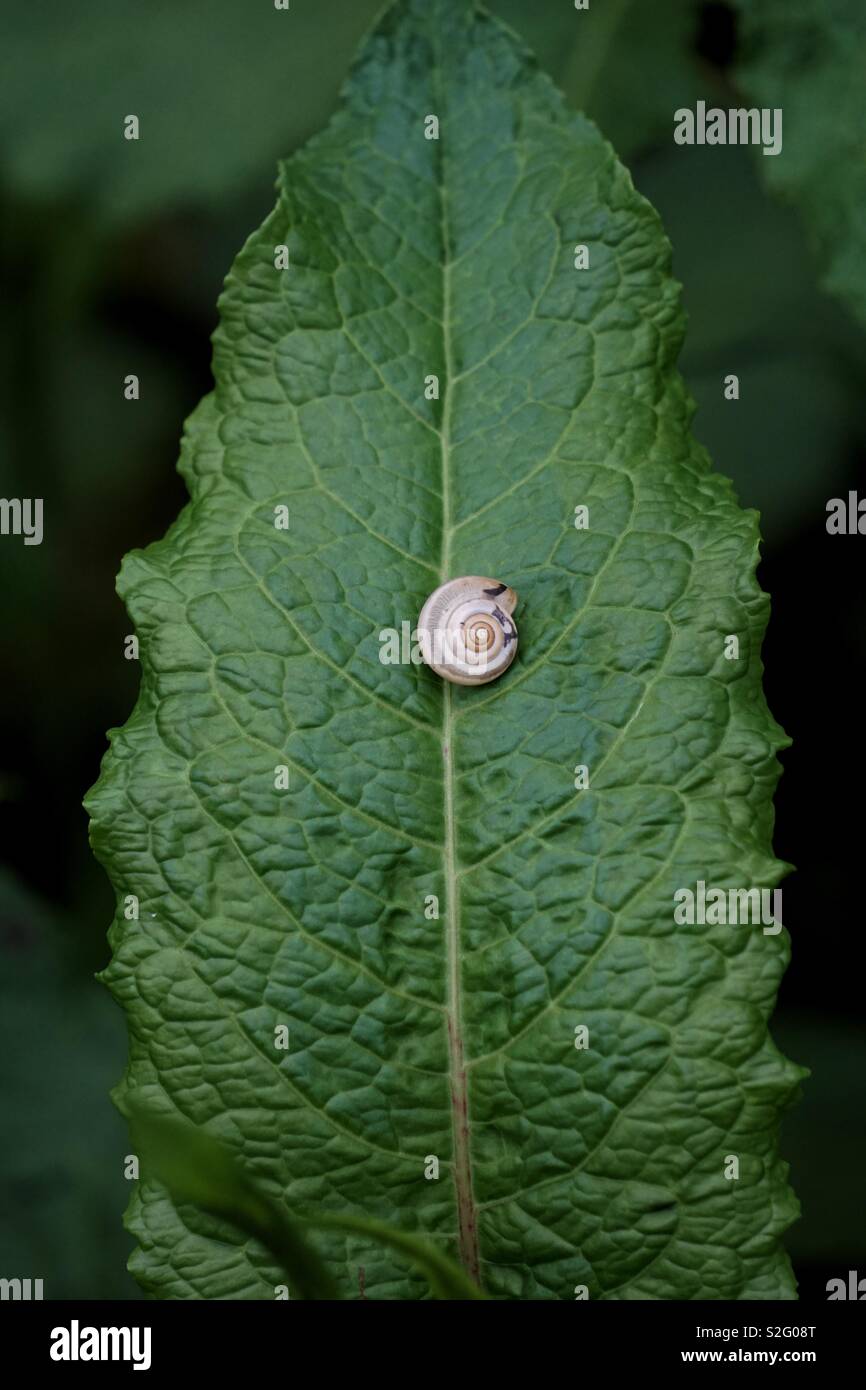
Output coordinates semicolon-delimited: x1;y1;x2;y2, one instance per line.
774;1015;866;1264
0;0;384;226
736;0;866;331
0;875;136;1298
0;0;864;1298
639;143;866;544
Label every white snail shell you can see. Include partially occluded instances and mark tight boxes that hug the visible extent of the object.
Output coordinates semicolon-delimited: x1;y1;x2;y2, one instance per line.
417;576;519;686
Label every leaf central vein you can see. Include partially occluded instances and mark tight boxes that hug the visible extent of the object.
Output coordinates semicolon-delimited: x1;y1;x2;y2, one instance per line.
436;63;481;1287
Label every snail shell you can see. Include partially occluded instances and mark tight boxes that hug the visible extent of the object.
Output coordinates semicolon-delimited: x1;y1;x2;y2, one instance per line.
417;576;519;686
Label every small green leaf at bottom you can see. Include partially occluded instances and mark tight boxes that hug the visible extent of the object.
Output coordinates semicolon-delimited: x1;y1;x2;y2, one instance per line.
127;1103;483;1299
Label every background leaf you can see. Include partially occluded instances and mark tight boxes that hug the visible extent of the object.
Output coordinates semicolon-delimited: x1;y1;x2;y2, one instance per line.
734;0;866;330
0;874;136;1299
0;0;382;225
636;143;866;545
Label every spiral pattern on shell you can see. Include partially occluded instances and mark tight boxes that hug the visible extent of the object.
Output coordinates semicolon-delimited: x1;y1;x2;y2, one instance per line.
417;576;519;686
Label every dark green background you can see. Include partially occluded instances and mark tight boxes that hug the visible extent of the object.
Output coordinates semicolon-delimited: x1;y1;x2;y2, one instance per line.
0;0;863;1300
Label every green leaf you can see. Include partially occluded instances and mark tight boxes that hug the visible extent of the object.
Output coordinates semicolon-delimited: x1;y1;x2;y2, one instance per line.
735;0;866;329
87;0;802;1300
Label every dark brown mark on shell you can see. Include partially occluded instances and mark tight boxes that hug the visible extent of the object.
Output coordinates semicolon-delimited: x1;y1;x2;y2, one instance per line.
492;604;517;645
